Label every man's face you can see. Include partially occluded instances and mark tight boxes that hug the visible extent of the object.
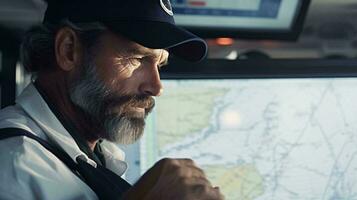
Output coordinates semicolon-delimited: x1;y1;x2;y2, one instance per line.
70;31;169;144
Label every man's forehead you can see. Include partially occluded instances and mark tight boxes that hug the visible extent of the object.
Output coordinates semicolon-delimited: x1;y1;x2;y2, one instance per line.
102;31;168;58
124;45;169;58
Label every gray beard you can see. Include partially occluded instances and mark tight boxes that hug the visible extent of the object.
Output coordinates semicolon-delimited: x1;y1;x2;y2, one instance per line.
69;61;146;144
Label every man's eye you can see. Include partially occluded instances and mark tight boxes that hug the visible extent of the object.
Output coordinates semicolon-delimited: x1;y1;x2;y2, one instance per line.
128;58;142;66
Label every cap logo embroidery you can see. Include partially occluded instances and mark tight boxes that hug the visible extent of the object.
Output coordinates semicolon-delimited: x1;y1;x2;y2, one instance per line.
160;0;173;16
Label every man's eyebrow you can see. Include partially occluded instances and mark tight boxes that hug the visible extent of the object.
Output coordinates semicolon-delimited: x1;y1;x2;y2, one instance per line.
120;47;169;66
120;48;149;56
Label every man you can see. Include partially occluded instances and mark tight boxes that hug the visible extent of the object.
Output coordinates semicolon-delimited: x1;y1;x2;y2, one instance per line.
0;0;224;199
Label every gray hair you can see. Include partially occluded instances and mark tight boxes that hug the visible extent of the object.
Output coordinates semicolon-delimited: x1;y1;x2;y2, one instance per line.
20;19;107;72
69;58;146;144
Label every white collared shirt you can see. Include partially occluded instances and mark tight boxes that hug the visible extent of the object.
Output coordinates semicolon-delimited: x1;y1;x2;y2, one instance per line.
0;83;128;200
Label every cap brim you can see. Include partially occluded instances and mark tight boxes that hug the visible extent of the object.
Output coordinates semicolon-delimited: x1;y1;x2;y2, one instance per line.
104;21;207;62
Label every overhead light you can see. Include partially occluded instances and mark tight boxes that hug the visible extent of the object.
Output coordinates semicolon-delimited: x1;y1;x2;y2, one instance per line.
216;37;234;46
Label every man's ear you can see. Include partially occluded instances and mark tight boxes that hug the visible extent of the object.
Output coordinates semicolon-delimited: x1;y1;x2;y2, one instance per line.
55;27;82;71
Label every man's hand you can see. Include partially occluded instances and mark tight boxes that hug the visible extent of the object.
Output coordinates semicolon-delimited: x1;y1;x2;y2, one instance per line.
123;158;224;200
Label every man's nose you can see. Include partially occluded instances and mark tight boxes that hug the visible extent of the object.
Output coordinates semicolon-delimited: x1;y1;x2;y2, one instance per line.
138;64;163;97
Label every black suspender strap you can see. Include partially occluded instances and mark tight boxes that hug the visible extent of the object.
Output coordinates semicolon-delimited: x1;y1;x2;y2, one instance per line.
0;128;132;200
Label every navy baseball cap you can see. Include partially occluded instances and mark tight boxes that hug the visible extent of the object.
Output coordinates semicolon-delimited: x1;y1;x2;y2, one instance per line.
43;0;207;62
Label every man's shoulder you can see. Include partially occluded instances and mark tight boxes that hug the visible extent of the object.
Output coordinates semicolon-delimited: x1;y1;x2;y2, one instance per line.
0;132;61;174
0;105;31;127
0;105;45;136
0;105;71;195
0;104;26;120
0;131;97;200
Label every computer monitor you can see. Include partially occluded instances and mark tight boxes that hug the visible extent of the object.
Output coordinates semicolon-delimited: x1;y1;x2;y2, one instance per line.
172;0;311;40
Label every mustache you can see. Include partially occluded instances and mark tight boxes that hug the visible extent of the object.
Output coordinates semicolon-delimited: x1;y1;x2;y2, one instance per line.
103;95;155;115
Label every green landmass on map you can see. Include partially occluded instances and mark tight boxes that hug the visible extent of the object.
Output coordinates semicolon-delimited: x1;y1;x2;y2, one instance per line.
203;164;265;200
156;87;228;150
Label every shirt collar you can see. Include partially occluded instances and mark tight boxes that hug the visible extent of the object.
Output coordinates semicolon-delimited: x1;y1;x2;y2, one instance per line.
16;83;127;176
